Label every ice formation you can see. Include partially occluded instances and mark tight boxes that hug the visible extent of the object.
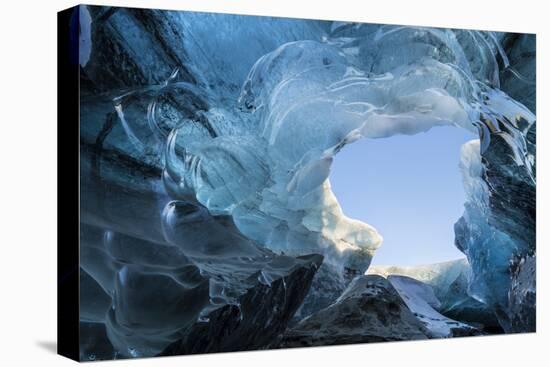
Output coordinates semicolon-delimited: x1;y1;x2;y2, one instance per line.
76;5;536;360
386;275;479;337
281;275;432;346
368;260;502;332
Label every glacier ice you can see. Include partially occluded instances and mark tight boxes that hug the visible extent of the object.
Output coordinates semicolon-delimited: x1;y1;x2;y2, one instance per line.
386;275;480;338
281;275;432;347
162;24;535;278
368;259;502;332
455;117;535;331
161;254;322;355
76;5;536;359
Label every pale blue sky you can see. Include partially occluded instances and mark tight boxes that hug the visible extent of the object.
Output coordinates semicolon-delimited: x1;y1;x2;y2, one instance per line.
330;126;477;266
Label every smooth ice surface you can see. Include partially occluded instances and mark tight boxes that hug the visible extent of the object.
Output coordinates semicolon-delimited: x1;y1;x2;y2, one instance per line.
330;126;475;265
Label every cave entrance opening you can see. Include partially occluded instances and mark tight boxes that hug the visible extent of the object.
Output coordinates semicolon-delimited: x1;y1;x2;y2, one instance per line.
329;126;477;267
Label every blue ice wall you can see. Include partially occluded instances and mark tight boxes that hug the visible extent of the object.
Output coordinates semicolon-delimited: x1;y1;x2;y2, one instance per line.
77;5;536;359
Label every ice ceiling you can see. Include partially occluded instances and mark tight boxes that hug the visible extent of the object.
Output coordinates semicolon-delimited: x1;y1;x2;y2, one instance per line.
159;25;534;273
78;6;536;359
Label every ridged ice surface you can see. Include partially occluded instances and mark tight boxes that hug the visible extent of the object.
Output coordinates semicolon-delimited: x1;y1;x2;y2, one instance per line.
76;5;536;360
161;25;535;275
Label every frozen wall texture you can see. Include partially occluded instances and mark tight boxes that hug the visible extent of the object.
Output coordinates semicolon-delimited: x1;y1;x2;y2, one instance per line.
74;5;535;360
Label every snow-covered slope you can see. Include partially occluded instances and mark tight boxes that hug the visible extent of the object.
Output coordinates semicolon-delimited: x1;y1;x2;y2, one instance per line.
368;260;502;331
387;275;480;338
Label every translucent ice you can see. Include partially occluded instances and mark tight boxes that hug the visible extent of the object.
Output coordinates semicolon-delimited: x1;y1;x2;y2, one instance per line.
77;6;536;358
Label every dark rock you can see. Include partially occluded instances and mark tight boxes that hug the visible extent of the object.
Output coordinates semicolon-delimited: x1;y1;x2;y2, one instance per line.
368;260;501;333
160;254;323;355
279;275;430;348
292;262;347;323
386;275;483;338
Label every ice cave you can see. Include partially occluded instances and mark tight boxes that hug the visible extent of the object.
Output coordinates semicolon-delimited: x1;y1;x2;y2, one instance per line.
75;5;536;360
